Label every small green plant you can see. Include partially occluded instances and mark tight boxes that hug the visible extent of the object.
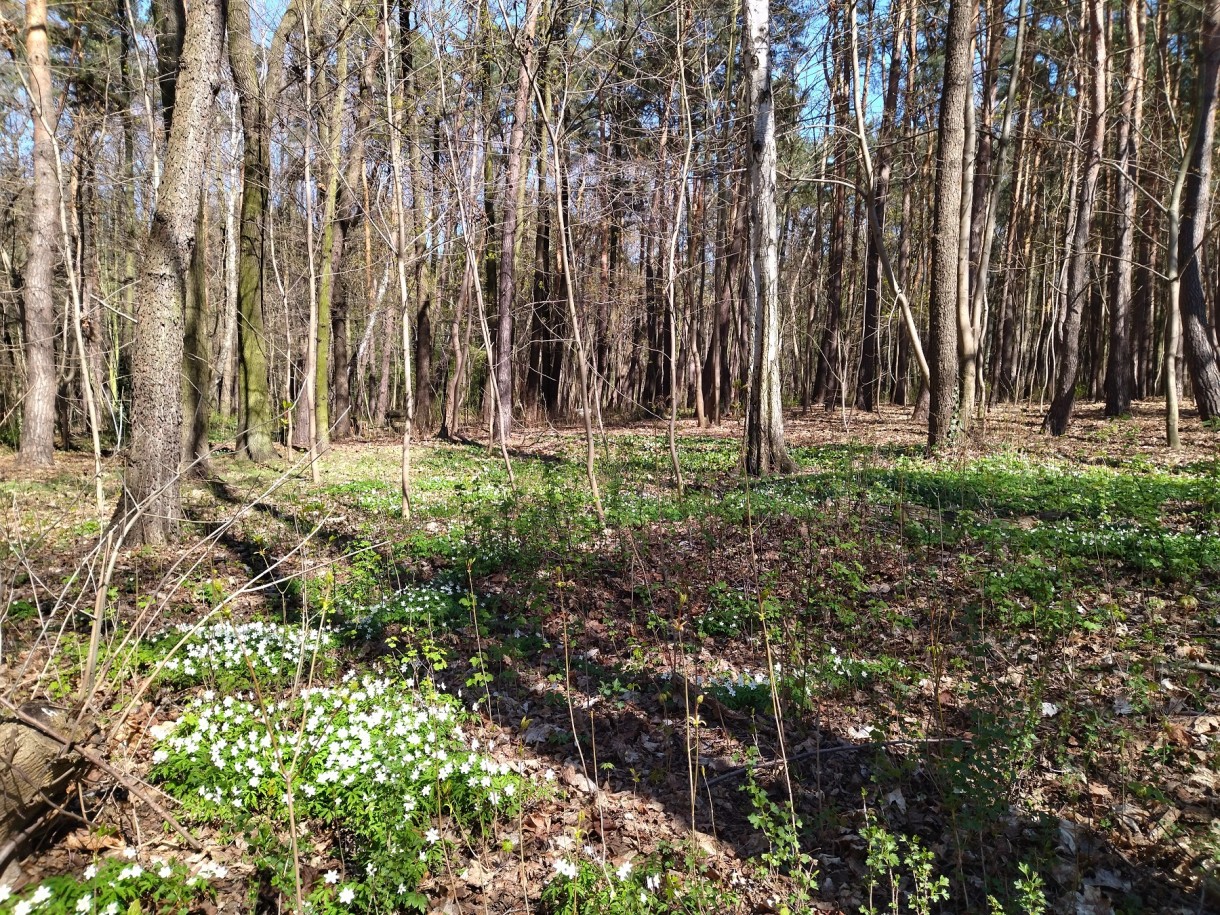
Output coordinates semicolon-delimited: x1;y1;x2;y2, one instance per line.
540;845;736;914
861;810;949;915
338;579;470;643
741;753;817;908
696;582;782;638
698;671;772;714
987;862;1048;915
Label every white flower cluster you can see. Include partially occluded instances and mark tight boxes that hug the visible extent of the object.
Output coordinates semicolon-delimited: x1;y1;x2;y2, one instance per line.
154;620;331;683
0;854;220;915
1048;518;1217;556
345;581;467;637
549;847;664;907
690;670;770;698
153;674;519;844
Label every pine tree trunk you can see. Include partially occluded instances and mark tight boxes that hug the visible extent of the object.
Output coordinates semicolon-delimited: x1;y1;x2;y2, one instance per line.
927;0;973;447
19;0;57;468
1047;0;1107;435
1179;0;1220;421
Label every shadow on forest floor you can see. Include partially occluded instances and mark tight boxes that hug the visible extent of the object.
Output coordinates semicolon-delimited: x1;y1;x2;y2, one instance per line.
2;405;1216;914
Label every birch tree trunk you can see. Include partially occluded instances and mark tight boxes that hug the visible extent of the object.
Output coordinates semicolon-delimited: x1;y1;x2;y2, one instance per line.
744;0;795;476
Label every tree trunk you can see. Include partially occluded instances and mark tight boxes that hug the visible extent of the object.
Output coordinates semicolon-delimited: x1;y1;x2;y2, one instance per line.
1046;0;1107;435
744;0;795;476
112;0;224;546
182;197;211;473
492;0;542;443
228;1;296;462
1105;0;1143;417
315;5;351;450
1179;0;1220;421
856;0;904;411
19;0;57;467
927;0;973;447
216;97;241;421
815;40;848;410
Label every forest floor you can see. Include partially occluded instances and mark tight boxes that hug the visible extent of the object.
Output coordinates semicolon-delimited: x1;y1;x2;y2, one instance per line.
0;401;1217;915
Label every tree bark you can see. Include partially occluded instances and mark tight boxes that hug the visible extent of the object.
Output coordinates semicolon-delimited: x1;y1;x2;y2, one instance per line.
315;4;352;450
228;0;296;462
927;0;973;447
19;0;57;467
744;0;795;476
856;0;904;411
112;0;224;546
1046;0;1107;435
493;0;542;443
182;197;211;473
1178;0;1220;421
151;0;185;130
216;96;241;421
1105;0;1143;417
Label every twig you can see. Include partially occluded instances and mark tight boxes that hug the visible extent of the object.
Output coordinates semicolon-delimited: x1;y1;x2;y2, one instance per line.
0;699;201;851
702;737;961;789
1185;661;1220;675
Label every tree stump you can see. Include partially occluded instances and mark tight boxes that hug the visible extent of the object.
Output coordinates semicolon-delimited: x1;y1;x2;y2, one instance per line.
0;704;91;871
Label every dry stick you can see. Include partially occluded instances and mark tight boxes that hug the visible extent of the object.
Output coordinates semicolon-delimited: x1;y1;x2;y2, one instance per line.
79;529;117;710
559;584;599;847
382;0;416;518
663;0;694;500
702;738;960;789
0;698;202;851
302;1;321;486
100;480;339;743
22;447;226;708
735;404;801;859
241;601;329;915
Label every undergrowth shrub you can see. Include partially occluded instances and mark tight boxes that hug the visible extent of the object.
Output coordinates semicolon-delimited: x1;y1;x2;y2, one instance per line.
152;672;521;912
861;814;949;915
